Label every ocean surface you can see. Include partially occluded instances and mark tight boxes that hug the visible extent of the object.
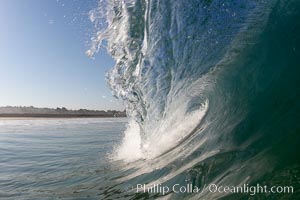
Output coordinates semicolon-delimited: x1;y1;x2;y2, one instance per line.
0;118;127;199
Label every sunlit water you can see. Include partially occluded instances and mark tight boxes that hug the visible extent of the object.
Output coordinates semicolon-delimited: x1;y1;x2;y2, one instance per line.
0;118;127;199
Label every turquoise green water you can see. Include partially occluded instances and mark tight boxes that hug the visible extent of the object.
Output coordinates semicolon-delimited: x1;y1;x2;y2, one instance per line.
87;0;300;199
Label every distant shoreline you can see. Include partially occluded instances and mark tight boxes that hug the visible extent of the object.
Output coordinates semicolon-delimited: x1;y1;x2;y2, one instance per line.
0;106;127;118
0;114;126;118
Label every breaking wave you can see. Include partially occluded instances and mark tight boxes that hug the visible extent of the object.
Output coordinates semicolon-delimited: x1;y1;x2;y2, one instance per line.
88;0;300;199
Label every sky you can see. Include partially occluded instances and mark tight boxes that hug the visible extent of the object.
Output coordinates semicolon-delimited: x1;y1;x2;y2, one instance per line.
0;0;124;111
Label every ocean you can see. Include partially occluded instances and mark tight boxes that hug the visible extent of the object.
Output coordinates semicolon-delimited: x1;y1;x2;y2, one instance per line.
2;0;300;199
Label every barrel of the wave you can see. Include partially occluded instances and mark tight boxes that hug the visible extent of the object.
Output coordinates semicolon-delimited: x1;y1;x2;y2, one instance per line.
87;0;300;199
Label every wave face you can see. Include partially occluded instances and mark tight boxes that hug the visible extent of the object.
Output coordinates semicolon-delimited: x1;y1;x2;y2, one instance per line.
89;0;300;199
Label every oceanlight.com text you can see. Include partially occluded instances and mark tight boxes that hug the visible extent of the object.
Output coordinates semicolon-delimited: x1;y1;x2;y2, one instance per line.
135;183;294;196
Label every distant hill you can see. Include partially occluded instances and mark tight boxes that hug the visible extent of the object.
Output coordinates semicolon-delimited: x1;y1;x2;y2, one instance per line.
0;106;126;118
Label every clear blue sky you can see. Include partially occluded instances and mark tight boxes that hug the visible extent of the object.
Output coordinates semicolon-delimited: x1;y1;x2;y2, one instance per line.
0;0;124;110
